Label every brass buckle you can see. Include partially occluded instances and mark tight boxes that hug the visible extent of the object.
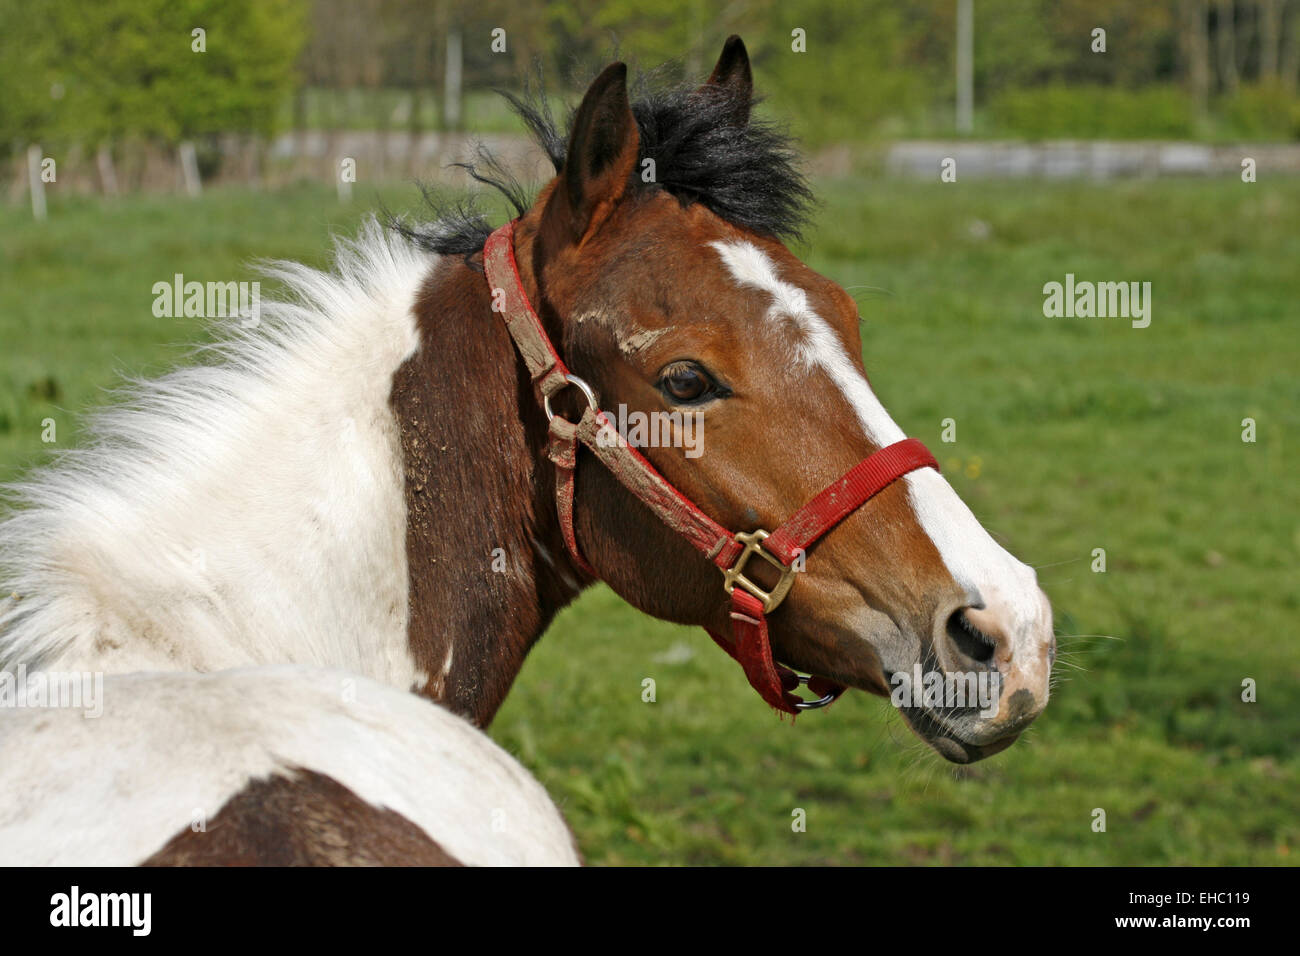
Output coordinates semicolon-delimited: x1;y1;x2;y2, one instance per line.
721;529;796;614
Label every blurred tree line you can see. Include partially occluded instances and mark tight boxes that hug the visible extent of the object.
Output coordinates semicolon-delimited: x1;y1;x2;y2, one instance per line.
0;0;303;151
291;0;1300;140
3;0;1300;164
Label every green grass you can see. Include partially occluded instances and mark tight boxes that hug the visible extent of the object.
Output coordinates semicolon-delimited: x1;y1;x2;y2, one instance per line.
1;176;1297;865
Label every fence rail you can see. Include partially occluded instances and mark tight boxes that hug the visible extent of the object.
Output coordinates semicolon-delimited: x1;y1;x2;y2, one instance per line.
8;135;1300;210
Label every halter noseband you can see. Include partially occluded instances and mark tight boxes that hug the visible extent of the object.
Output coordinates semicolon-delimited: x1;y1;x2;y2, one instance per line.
483;221;938;716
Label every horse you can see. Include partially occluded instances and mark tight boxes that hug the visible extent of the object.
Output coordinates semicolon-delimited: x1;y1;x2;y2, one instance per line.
0;36;1054;864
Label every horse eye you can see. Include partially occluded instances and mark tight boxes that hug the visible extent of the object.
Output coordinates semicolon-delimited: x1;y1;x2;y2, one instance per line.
659;362;713;403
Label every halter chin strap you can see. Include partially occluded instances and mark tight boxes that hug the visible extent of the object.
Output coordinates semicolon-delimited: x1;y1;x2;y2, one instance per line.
483;220;939;716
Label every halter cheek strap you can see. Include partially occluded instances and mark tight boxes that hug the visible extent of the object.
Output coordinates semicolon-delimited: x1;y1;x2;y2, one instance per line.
483;220;938;716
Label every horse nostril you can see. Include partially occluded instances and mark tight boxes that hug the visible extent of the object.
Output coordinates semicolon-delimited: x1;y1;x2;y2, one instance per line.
945;608;997;665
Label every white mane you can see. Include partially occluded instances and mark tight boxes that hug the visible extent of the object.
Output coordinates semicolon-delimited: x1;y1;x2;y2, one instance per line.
0;219;431;687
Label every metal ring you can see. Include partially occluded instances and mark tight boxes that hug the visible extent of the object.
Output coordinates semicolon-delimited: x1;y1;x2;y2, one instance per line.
543;374;599;422
793;674;836;710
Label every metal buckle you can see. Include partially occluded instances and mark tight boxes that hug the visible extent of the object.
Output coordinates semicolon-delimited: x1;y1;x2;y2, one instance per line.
721;529;796;614
543;374;599;423
793;674;836;710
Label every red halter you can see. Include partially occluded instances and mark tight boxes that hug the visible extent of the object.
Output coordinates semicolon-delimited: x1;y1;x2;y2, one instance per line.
483;220;938;715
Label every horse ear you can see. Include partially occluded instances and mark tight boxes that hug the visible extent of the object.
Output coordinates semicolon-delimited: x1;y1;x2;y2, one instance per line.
699;34;753;125
541;62;639;249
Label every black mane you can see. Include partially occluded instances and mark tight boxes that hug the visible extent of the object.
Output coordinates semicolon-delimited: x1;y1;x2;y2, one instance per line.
394;70;814;261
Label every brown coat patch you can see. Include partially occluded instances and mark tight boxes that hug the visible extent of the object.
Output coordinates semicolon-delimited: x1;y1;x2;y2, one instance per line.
388;255;586;726
141;769;464;866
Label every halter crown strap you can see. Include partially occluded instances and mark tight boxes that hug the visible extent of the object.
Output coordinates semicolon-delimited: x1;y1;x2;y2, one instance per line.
483;219;939;716
483;220;571;401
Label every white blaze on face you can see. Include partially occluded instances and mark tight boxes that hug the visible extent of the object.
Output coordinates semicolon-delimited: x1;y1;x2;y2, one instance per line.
710;240;906;444
710;240;1049;663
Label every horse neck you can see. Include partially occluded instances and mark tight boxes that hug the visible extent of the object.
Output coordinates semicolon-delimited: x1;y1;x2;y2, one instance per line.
0;225;585;724
390;252;588;726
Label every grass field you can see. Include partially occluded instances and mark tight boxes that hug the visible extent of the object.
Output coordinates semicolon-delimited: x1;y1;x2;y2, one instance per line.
1;176;1296;865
